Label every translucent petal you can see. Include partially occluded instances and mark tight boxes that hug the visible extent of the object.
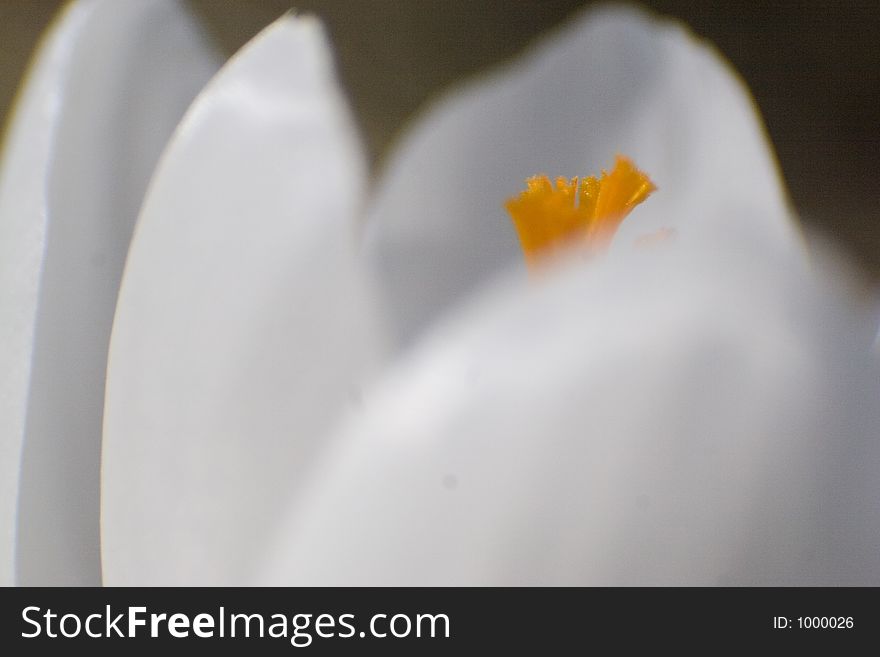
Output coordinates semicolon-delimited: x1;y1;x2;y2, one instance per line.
0;0;220;586
258;228;879;585
365;5;802;347
101;15;385;585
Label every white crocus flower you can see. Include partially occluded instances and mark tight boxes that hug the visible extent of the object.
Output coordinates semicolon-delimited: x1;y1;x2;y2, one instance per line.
1;0;877;586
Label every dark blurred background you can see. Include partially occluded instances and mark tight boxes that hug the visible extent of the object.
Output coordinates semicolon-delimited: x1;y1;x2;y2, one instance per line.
2;1;878;277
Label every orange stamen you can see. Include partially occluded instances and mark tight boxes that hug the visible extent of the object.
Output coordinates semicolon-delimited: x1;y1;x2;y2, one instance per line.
505;155;656;268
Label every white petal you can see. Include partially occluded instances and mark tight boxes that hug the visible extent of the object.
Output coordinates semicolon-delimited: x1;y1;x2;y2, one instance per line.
101;15;385;585
0;0;220;586
258;228;879;585
365;5;802;346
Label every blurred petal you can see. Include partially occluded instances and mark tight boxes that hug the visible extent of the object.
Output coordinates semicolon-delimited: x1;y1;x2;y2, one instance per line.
259;227;879;585
365;5;802;346
0;0;220;586
101;15;385;585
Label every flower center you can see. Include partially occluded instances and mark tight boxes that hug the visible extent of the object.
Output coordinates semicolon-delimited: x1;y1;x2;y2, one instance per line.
505;155;656;267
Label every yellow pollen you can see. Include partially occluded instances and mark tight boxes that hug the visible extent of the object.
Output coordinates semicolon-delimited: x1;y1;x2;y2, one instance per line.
505;155;656;267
